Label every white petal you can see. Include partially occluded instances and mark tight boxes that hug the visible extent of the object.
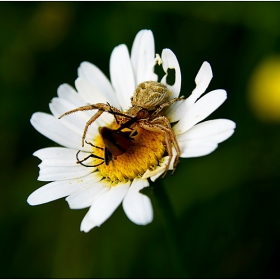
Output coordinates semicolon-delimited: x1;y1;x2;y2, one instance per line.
51;94;90;122
122;178;153;225
179;139;218;158
80;210;96;232
110;44;135;111
173;89;227;135
75;78;116;127
57;83;87;108
88;182;130;227
66;180;108;209
49;97;99;139
78;61;120;107
192;61;213;102
151;155;176;180
27;173;99;205
205;129;235;143
160;48;181;99
167;61;213;122
30;112;92;152
178;119;235;158
131;29;157;84
57;81;113;139
142;156;169;181
75;77;109;104
34;147;92;166
37;164;96;181
57;84;101;133
151;171;165;181
176;119;236;142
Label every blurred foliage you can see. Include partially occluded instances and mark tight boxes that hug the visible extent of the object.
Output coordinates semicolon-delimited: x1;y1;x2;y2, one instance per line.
1;2;280;278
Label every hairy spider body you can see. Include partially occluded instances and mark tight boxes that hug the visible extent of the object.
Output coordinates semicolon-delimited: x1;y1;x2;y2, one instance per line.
59;81;185;174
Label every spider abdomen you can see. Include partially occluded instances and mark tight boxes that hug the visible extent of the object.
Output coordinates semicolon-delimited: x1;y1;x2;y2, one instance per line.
131;81;170;111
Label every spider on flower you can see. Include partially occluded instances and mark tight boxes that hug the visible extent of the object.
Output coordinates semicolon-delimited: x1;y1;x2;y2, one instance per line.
59;80;185;175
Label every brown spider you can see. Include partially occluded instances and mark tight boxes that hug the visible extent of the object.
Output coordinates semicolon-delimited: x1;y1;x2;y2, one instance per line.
59;81;185;173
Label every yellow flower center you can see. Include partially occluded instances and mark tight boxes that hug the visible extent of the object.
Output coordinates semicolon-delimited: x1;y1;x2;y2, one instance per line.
92;123;166;184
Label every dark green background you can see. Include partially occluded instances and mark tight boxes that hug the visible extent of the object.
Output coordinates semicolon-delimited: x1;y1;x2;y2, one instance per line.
1;2;280;278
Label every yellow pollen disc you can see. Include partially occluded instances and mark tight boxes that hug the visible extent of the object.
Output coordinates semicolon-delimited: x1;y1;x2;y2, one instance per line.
92;124;166;184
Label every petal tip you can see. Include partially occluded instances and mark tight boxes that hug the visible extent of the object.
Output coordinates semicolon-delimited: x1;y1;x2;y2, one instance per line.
27;194;37;206
195;61;213;85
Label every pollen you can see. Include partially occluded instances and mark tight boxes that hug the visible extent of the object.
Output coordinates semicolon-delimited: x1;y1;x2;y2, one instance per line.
92;124;166;184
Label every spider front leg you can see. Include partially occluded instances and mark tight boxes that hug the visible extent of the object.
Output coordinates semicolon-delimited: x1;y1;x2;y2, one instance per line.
58;103;123;146
138;116;181;177
58;103;113;119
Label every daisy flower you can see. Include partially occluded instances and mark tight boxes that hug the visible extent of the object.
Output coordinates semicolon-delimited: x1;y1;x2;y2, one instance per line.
28;29;236;232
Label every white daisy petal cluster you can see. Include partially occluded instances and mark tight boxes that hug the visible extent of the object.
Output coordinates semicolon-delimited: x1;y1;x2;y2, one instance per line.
28;29;235;232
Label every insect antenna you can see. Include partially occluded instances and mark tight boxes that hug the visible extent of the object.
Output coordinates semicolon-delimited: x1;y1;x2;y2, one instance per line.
85;140;103;150
76;150;105;167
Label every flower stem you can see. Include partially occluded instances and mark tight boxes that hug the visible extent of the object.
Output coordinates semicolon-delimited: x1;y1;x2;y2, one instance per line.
153;179;189;278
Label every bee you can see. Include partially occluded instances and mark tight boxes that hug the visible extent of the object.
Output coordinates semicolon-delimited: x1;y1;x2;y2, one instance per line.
59;81;185;173
76;126;137;167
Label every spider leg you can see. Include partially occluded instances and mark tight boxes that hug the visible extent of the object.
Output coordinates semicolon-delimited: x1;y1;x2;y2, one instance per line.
58;103;114;119
59;102;135;146
150;96;185;118
103;102;137;125
59;104;113;146
82;109;104;146
138;116;181;177
153;116;181;174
